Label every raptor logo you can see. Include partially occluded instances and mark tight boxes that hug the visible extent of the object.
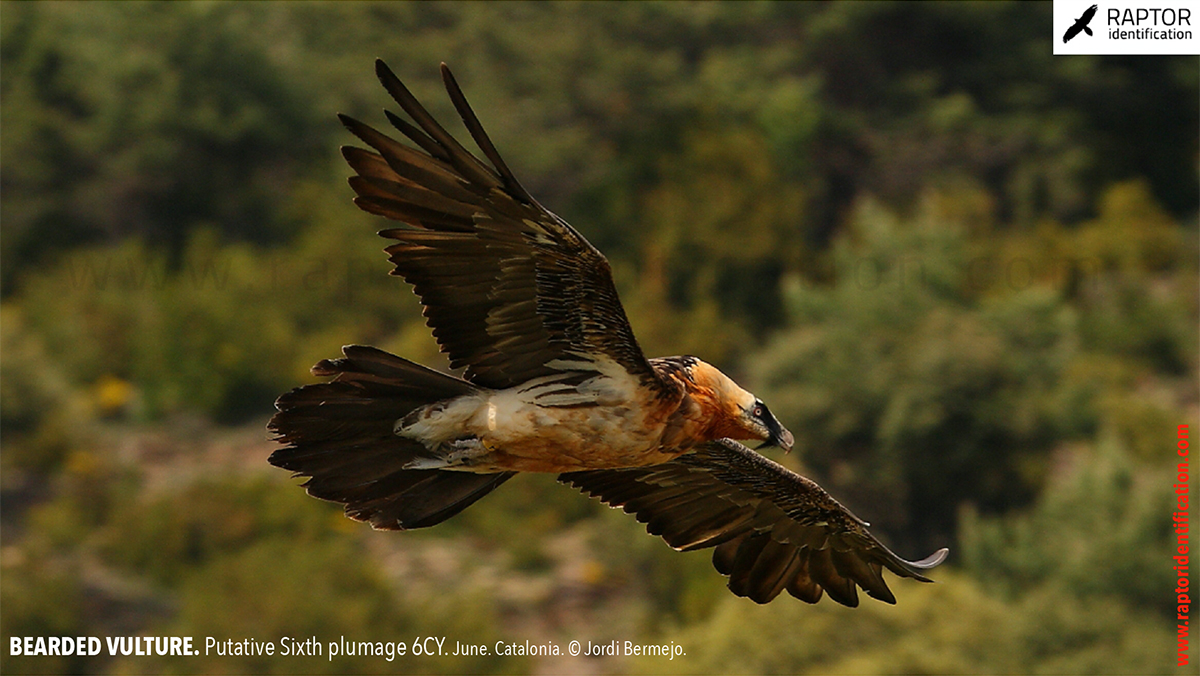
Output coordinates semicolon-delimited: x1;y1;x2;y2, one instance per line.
1064;4;1099;42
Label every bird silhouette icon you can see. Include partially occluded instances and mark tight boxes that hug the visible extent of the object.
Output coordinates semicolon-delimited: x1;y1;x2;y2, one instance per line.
1064;4;1098;42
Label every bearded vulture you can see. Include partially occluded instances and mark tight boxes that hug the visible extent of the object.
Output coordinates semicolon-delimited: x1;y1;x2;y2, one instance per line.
269;60;947;606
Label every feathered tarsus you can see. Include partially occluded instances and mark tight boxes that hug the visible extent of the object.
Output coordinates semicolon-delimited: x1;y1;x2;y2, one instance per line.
269;60;947;606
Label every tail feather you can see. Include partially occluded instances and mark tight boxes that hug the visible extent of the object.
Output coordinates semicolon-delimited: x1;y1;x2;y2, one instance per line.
268;345;514;530
344;470;513;530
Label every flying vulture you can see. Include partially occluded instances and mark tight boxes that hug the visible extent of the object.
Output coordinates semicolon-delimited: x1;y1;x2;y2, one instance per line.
269;60;947;606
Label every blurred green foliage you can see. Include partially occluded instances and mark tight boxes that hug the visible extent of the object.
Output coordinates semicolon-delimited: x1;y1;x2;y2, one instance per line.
2;2;1196;674
960;433;1176;619
635;569;1174;675
752;193;1077;548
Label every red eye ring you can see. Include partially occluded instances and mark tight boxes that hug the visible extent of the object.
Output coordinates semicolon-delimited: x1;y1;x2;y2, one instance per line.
753;406;763;417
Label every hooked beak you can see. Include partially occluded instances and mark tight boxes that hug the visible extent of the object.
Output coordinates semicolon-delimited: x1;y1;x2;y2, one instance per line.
761;414;795;454
770;426;795;454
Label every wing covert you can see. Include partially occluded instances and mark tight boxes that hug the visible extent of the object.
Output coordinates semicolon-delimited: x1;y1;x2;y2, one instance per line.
340;60;658;392
560;439;948;605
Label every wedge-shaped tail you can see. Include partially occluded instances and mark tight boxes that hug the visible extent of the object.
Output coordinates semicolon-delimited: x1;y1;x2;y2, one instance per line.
268;345;513;530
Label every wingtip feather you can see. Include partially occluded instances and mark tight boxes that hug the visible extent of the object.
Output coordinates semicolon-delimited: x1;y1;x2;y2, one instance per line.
911;547;950;570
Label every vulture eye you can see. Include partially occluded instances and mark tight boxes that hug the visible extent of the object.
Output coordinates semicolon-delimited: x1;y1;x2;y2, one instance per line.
752;405;764;418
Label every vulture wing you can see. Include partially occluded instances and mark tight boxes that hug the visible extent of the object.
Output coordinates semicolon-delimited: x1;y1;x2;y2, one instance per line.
561;439;948;605
341;61;660;392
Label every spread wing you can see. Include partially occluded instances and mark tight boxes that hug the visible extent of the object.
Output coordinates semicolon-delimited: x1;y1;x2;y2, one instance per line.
339;60;658;392
560;439;948;606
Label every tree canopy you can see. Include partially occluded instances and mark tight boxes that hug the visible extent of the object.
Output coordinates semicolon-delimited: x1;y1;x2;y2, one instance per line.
2;3;1196;674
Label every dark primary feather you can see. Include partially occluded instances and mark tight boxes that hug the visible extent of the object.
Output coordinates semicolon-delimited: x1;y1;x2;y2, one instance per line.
560;439;948;606
268;345;514;530
338;60;661;393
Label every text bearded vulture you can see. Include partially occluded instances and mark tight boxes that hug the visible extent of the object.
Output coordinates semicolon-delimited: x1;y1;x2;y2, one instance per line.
269;60;947;606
